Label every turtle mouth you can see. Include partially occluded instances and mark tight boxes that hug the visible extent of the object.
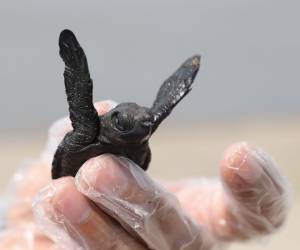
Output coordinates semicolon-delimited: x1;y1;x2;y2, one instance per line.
140;122;153;142
140;119;153;135
141;120;153;128
141;131;151;142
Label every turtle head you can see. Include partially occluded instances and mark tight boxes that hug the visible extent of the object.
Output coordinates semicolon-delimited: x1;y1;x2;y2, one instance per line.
100;103;154;144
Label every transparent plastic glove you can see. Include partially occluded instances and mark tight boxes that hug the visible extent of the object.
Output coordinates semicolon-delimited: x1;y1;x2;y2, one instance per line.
33;154;213;250
0;100;291;250
166;142;291;241
0;100;119;249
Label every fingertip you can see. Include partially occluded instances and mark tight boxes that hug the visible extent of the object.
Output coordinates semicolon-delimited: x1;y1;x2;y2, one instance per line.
35;177;73;200
213;143;291;240
33;177;71;225
48;117;72;138
94;100;118;115
76;154;130;198
34;177;92;225
222;141;250;167
45;117;72;155
76;154;158;209
57;188;92;225
220;141;261;189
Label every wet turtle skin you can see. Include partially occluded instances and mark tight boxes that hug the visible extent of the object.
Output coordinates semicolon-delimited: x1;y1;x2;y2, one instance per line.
52;29;200;179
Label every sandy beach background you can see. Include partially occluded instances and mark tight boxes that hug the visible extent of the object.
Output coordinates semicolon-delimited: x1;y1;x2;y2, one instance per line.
1;119;299;250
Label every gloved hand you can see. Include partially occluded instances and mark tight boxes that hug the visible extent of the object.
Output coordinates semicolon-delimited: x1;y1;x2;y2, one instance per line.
0;100;291;250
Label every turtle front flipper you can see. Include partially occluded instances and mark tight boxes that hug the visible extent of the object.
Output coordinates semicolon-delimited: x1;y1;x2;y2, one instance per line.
52;30;100;179
150;55;200;133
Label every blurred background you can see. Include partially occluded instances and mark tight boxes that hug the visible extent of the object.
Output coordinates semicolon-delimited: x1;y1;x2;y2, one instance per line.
0;0;299;249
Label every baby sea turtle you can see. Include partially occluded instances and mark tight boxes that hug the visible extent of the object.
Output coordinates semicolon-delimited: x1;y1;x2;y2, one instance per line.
52;29;200;179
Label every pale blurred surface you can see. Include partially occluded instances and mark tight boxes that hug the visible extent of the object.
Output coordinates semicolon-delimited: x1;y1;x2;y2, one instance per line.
1;120;299;249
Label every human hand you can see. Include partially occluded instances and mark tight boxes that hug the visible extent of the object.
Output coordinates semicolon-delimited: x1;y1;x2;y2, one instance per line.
0;101;291;250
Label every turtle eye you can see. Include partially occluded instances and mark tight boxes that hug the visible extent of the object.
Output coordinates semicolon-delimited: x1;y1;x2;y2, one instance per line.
112;112;133;132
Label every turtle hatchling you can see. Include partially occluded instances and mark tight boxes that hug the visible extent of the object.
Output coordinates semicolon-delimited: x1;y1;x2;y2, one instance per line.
52;29;201;179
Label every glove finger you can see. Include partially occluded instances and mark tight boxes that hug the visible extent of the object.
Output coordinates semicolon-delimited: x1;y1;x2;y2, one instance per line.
33;177;147;250
76;154;214;250
217;141;291;239
166;142;291;241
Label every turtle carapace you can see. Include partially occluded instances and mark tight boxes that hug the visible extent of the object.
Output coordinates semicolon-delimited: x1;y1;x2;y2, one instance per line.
52;29;200;179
